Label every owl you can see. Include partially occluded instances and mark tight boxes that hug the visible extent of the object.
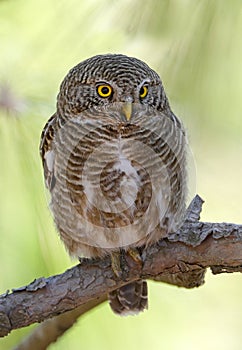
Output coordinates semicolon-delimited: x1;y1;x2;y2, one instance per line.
40;54;187;316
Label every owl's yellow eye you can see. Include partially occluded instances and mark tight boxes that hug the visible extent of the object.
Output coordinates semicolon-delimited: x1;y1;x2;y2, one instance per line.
139;85;148;99
97;84;113;98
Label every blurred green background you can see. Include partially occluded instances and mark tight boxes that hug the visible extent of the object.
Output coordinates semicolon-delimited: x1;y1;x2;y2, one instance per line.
0;0;242;349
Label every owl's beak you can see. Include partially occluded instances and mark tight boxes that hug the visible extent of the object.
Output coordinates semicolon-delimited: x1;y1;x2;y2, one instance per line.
122;101;132;122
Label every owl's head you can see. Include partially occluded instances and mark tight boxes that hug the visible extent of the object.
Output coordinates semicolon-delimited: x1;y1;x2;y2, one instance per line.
57;54;170;119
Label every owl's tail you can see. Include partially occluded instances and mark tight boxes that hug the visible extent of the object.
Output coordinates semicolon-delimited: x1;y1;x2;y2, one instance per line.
108;280;148;316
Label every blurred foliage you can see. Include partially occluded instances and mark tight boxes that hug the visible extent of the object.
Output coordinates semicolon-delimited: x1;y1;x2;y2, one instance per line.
0;0;242;349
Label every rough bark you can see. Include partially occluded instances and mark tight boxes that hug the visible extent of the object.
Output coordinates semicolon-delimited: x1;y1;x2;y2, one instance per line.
0;195;242;349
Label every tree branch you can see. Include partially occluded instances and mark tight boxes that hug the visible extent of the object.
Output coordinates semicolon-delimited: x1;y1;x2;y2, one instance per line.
13;296;107;350
1;195;242;347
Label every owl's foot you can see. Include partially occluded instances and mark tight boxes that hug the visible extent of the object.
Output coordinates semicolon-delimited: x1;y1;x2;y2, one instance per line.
110;251;123;278
125;248;143;273
111;248;143;279
127;248;142;266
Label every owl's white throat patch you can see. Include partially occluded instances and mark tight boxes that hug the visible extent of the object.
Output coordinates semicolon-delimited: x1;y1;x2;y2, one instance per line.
113;143;141;208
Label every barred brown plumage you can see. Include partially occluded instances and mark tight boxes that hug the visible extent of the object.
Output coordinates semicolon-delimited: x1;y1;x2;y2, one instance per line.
40;54;187;316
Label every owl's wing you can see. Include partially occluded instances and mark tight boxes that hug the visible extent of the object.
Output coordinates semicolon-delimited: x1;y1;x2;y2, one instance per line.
39;113;57;192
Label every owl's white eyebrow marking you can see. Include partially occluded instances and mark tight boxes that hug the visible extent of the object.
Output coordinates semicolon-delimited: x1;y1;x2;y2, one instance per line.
95;80;113;87
140;79;151;86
